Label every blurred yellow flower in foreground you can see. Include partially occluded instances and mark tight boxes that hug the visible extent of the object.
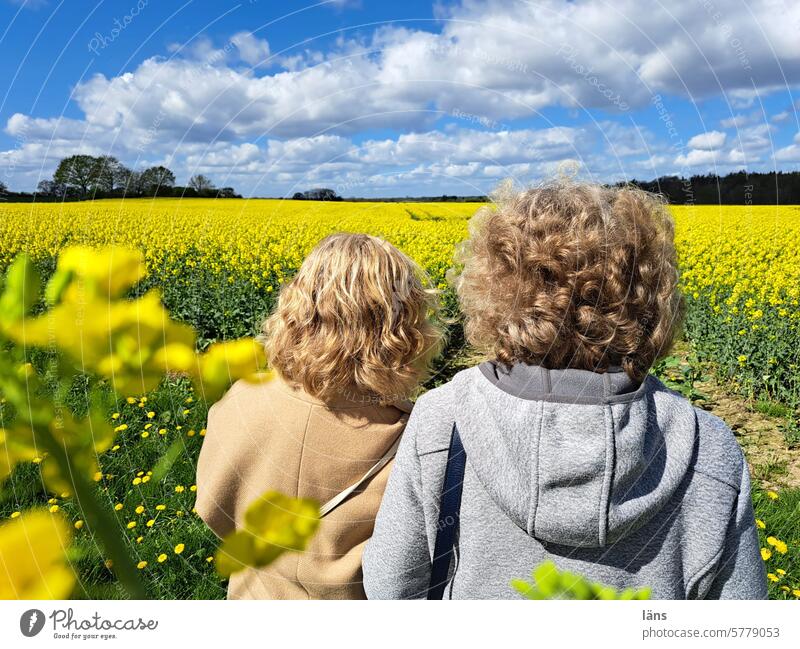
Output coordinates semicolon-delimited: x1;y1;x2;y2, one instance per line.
0;510;74;599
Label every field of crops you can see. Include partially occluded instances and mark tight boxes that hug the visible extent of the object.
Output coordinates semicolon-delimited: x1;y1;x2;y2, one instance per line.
1;198;799;599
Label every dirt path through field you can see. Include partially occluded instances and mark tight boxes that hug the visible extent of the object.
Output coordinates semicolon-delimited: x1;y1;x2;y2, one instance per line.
662;343;800;490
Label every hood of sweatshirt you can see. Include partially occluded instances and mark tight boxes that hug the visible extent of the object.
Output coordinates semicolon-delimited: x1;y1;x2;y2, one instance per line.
451;361;698;548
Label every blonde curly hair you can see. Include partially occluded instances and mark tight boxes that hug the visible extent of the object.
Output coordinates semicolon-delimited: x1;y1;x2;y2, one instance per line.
261;233;444;404
451;180;684;381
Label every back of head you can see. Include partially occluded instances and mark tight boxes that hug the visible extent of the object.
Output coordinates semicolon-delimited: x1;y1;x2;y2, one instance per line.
452;180;684;381
262;232;444;404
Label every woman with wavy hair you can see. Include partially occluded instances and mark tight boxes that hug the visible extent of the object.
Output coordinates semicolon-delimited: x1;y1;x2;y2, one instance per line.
363;181;767;600
196;233;443;599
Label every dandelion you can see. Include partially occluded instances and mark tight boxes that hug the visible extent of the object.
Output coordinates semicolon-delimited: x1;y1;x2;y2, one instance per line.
158;554;168;563
777;569;786;576
206;556;214;563
126;397;137;404
794;589;800;598
114;503;123;511
174;543;185;554
767;537;788;554
175;485;185;493
137;561;147;569
10;512;20;519
111;445;120;451
135;505;145;515
136;536;143;543
141;431;150;438
756;519;766;529
767;573;779;583
767;491;779;500
199;428;206;436
74;520;84;530
147;411;155;419
114;424;128;432
49;505;59;513
132;477;142;485
761;548;772;561
111;412;120;420
190;485;197;492
146;519;155;528
126;521;136;529
142;476;150;483
155;504;166;511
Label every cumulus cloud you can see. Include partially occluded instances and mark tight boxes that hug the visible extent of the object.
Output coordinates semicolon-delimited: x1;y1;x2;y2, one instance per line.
687;131;727;150
3;0;800;193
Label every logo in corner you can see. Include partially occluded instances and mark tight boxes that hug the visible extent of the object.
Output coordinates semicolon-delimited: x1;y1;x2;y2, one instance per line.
20;609;46;637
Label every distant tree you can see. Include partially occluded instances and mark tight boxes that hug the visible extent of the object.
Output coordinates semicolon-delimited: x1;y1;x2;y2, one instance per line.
91;155;121;194
216;187;239;198
36;179;67;198
53;155;98;197
292;192;305;200
141;166;175;195
302;188;340;201
0;180;7;196
188;174;214;194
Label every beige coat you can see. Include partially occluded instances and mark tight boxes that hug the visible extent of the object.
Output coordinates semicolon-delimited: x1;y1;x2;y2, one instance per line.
195;374;411;599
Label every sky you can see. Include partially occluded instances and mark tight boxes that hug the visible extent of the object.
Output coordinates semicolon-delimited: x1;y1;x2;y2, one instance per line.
0;0;798;197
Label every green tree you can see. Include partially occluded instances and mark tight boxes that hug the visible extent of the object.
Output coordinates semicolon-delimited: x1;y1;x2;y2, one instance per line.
53;155;98;198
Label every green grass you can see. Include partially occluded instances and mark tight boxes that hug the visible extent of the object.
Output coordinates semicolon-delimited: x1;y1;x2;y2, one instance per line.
753;487;800;599
0;378;227;600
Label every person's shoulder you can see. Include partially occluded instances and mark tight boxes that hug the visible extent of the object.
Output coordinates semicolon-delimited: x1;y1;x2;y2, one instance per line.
409;367;479;454
208;373;292;420
692;405;745;490
646;375;744;490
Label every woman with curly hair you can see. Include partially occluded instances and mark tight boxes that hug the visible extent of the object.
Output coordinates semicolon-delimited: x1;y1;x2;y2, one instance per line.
363;181;767;600
196;233;444;599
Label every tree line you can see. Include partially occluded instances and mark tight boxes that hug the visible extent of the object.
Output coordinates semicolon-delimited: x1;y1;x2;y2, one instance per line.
0;155;240;201
621;171;800;205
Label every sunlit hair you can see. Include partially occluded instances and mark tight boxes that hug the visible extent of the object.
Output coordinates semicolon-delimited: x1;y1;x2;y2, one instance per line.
451;180;684;381
261;233;444;404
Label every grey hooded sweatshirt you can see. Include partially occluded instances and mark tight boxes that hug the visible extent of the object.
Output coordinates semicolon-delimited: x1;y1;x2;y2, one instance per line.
362;362;768;599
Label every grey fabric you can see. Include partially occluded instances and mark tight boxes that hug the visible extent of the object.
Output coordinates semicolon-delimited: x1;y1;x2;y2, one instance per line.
362;364;768;600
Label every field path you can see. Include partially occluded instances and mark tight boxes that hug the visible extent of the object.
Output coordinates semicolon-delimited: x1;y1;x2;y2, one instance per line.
664;343;800;490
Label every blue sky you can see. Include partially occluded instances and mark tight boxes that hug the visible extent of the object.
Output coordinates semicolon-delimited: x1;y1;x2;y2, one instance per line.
1;0;798;197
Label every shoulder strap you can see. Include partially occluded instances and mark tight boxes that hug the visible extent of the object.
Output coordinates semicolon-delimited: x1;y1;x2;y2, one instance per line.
319;435;402;518
427;423;466;600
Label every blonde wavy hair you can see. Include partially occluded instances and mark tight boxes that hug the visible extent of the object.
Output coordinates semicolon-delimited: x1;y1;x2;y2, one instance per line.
261;233;444;404
452;180;684;381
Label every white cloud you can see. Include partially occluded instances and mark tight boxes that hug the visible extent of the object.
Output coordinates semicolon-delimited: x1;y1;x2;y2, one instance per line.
674;147;751;167
4;0;800;193
687;131;727;151
230;32;270;67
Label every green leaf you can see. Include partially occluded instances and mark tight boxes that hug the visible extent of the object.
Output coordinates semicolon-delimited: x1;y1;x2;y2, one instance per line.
0;254;41;323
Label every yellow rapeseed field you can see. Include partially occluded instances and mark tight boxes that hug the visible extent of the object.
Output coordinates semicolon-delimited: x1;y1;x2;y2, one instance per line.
1;199;799;400
1;198;799;600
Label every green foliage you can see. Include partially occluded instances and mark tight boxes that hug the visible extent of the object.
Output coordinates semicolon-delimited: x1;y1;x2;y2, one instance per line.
512;561;651;600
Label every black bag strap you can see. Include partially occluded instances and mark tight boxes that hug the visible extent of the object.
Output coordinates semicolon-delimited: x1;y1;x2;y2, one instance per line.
427;423;466;600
